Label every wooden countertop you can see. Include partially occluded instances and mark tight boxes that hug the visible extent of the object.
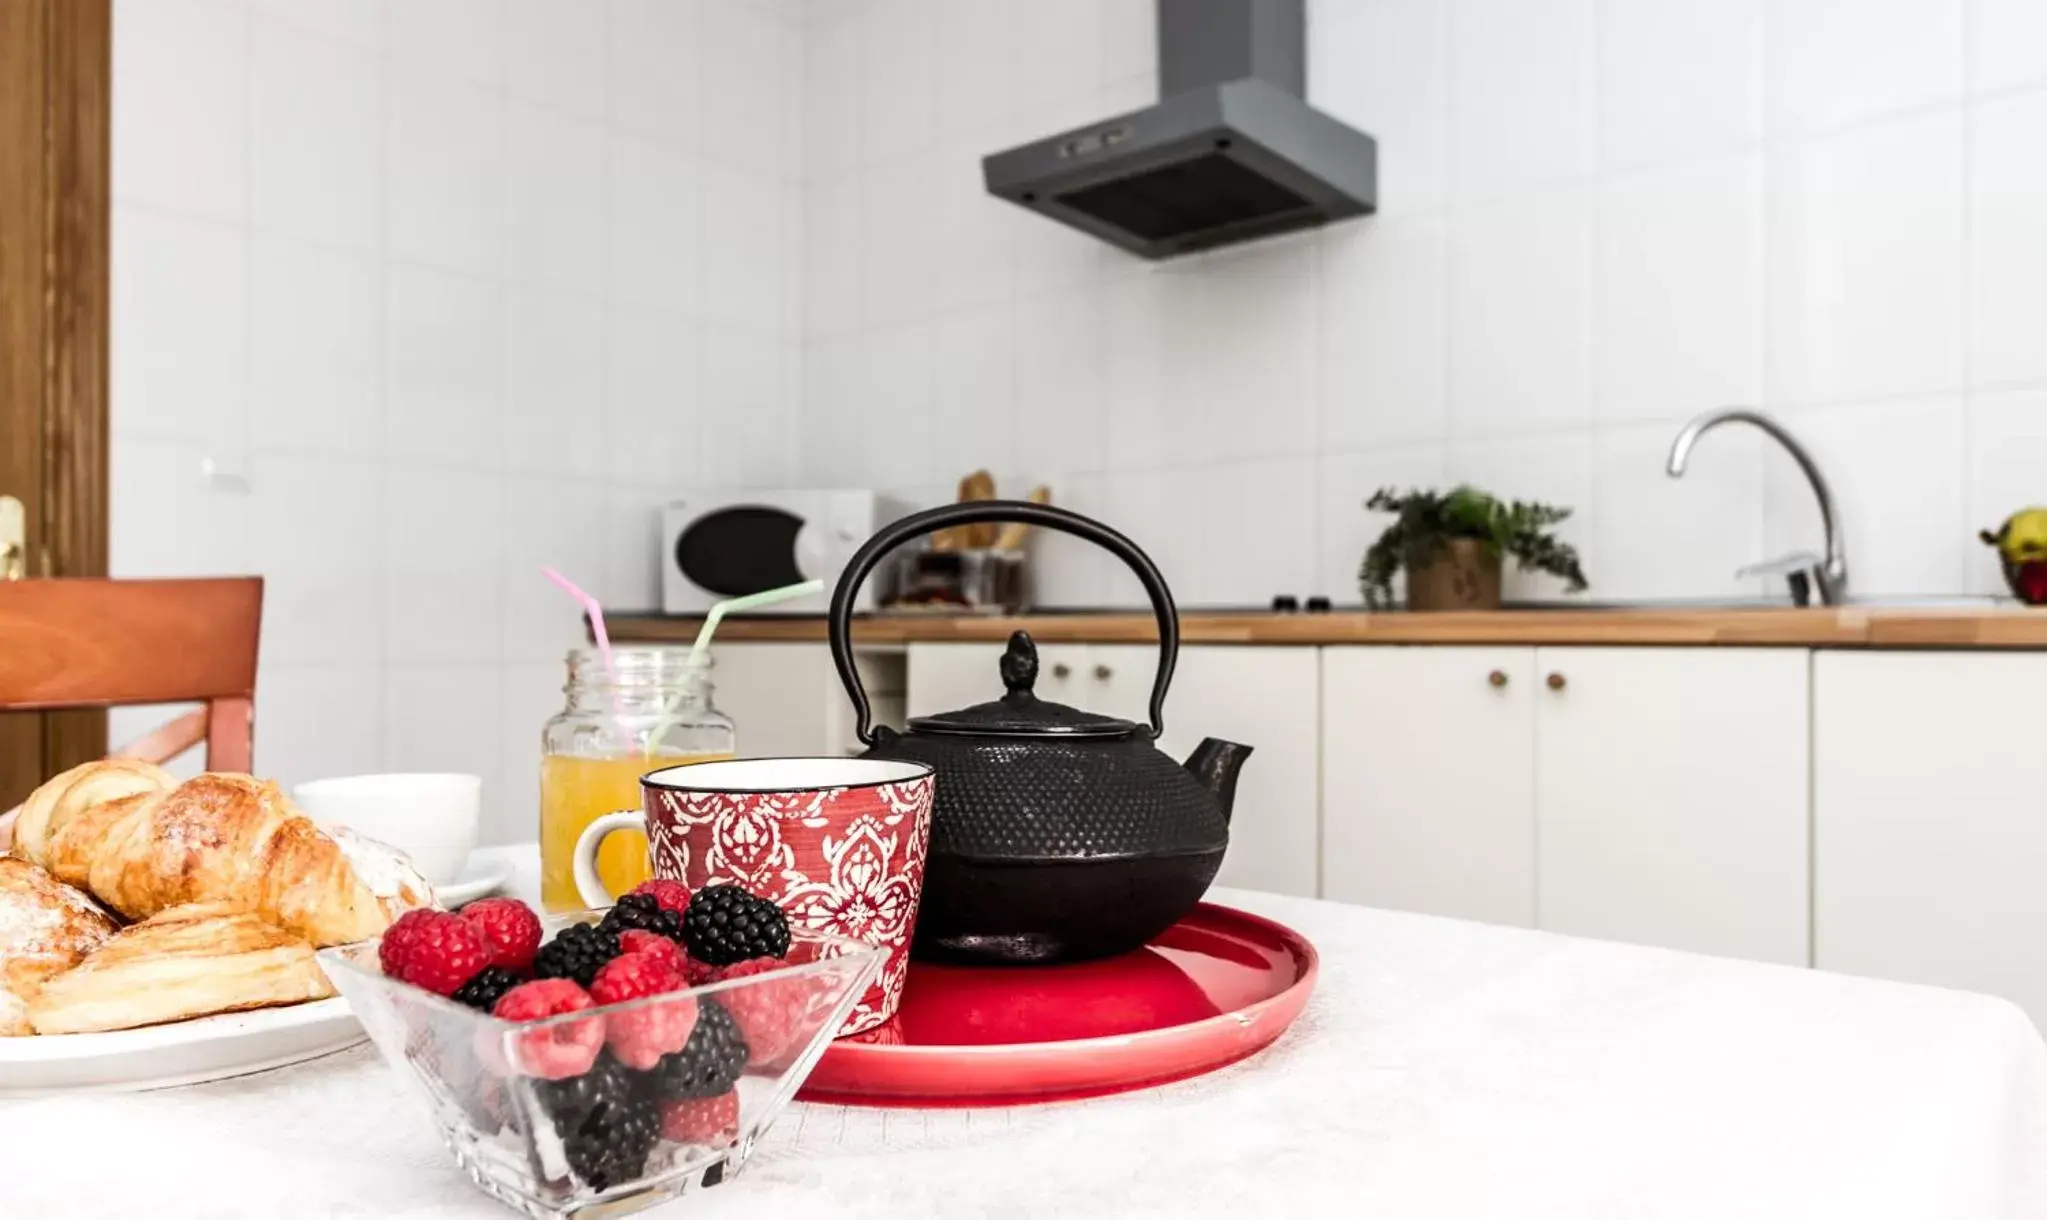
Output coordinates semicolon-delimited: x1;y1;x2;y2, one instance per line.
605;605;2047;649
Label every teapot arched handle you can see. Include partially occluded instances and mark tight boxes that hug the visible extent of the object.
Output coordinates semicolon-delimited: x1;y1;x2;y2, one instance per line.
828;501;1180;746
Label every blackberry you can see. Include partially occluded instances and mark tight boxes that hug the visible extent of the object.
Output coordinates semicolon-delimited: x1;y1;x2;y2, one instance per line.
596;893;686;944
532;923;620;989
533;1052;636;1127
534;1054;659;1191
450;965;522;1013
682;885;789;965
638;998;748;1100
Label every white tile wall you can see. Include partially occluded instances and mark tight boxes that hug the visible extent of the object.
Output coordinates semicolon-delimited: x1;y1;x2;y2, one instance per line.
1764;111;1964;408
110;0;804;841
1766;0;1963;135
796;0;2040;610
110;0;2047;819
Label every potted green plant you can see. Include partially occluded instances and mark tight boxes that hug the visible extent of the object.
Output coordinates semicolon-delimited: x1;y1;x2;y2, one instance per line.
1359;486;1589;611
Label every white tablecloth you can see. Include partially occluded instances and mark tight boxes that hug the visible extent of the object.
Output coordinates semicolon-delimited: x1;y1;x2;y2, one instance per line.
6;845;2046;1219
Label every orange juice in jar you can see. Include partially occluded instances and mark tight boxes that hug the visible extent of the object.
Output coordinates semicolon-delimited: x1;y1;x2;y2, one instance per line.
539;648;735;912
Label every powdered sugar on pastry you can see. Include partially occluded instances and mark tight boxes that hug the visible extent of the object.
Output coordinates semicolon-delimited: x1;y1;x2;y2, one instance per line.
0;857;118;997
323;825;437;914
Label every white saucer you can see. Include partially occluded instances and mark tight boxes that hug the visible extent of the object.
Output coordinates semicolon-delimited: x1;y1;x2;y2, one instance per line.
434;852;516;906
0;998;362;1096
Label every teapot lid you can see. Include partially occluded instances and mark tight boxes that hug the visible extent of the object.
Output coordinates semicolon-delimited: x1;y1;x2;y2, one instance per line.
904;631;1139;739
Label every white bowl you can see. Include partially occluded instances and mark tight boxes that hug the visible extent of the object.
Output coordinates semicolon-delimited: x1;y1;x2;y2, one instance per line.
294;772;481;886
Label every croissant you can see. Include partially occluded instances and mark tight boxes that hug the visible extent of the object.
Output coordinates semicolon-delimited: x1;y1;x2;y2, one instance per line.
0;858;117;1036
11;761;429;947
28;902;335;1035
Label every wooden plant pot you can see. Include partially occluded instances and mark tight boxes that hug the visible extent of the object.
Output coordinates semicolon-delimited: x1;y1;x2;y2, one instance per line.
1405;538;1502;611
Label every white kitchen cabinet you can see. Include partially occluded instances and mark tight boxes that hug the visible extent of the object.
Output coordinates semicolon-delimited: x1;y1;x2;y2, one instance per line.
712;643;899;758
1533;647;1810;966
1814;652;2047;1026
906;642;1003;717
1091;644;1320;898
905;640;1090;719
906;640;1322;898
1321;647;1537;926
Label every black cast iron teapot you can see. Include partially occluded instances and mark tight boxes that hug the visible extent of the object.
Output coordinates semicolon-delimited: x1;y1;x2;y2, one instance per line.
828;500;1252;965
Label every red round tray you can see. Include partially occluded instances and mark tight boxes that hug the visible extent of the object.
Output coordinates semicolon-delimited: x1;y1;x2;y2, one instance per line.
796;902;1317;1107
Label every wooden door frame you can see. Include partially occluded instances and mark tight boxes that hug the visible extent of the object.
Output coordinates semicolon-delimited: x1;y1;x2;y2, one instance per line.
0;0;112;805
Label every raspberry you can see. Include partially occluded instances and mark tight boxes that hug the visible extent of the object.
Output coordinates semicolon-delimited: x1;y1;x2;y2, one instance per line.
630;876;695;917
378;908;441;978
618;929;686;975
682;956;721;988
395;912;493;997
493;979;606;1080
715;959;808;1066
590;951;697;1070
658;1091;739;1146
629;877;692;915
459;898;541;972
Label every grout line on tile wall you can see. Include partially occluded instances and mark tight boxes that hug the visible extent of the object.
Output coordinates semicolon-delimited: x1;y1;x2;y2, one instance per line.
370;0;395;776
1958;0;1979;598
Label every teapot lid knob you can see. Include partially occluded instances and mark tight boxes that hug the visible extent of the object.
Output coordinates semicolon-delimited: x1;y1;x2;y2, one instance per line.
999;630;1038;698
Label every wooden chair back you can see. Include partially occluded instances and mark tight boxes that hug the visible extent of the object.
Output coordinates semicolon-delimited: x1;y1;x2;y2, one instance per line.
0;577;262;771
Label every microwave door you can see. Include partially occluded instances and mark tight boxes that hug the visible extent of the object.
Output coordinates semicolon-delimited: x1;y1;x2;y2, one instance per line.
674;505;812;597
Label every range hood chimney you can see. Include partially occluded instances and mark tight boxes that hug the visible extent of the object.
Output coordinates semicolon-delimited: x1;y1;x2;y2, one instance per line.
982;0;1377;260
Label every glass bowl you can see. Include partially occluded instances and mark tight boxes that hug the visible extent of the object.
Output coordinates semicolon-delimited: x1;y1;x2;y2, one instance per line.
320;913;883;1219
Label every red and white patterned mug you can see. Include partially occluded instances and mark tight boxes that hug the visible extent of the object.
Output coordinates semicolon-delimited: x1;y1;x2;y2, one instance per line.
571;756;935;1036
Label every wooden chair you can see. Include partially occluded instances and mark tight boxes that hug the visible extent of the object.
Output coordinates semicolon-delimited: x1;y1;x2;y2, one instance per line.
0;576;262;781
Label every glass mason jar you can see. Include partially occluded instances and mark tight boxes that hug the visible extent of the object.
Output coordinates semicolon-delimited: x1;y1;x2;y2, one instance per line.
538;647;736;912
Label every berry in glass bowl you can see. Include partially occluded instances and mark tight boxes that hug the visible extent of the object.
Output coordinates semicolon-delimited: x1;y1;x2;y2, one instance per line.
319;901;882;1219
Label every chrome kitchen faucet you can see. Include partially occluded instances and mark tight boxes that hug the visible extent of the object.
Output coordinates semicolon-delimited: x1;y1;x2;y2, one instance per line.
1666;408;1849;607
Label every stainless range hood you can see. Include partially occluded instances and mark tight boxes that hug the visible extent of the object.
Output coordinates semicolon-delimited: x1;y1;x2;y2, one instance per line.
982;0;1377;260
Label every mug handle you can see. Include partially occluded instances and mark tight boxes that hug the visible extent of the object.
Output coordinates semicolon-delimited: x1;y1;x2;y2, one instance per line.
571;810;646;908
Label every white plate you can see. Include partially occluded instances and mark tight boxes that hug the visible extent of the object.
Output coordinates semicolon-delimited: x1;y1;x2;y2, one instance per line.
435;853;515;906
0;997;362;1096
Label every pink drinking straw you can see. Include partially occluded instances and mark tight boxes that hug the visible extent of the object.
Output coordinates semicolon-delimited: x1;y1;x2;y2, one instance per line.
541;566;625;718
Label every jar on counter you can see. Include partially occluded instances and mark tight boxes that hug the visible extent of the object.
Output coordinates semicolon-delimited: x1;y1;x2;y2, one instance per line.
539;647;735;912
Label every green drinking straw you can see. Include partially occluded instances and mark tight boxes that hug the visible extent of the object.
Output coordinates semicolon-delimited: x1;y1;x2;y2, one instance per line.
688;579;825;669
642;579;826;755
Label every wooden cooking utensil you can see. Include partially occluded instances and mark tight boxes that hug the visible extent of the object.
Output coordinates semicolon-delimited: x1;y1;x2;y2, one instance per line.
960;470;999;548
990;486;1051;551
934;470;989;551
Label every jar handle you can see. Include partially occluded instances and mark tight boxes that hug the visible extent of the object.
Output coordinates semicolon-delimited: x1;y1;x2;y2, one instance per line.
829;500;1180;745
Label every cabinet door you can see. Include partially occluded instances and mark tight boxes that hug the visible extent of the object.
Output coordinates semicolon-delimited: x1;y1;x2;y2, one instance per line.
1321;646;1537;925
1089;644;1322;898
712;643;845;758
905;643;1008;719
1534;647;1809;965
1815;652;2047;1025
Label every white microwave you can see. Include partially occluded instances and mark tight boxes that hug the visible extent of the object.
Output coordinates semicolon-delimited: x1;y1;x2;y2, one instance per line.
661;490;915;615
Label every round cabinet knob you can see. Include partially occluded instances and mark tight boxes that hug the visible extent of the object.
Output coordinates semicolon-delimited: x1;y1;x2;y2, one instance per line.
1092;664;1113;681
1051;663;1071;679
1546;672;1567;691
1487;669;1509;688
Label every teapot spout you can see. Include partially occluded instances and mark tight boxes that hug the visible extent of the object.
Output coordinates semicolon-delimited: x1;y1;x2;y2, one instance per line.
1183;738;1253;825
